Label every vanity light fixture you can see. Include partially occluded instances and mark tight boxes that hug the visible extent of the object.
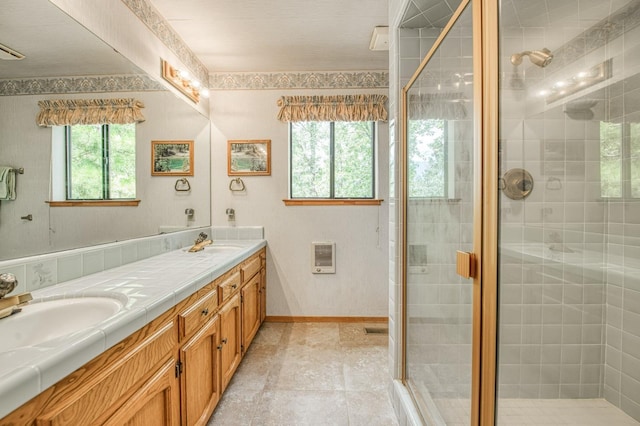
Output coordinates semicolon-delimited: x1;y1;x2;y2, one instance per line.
161;59;202;103
544;59;612;103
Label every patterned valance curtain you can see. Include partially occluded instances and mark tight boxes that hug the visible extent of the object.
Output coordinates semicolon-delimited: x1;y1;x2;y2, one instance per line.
36;98;145;127
276;94;388;122
407;92;468;120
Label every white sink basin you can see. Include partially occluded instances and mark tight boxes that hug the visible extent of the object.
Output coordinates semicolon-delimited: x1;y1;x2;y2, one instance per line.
0;297;123;351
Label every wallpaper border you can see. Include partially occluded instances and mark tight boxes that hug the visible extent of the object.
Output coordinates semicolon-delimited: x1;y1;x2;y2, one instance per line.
209;71;389;90
0;75;163;96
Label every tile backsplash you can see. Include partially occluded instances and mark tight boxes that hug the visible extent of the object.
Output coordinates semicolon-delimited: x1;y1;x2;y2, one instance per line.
0;226;263;292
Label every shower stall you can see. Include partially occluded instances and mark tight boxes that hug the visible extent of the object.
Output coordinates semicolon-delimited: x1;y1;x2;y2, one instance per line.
399;0;640;424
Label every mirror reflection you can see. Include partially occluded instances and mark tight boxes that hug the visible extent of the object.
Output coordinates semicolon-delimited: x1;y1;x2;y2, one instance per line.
0;0;211;260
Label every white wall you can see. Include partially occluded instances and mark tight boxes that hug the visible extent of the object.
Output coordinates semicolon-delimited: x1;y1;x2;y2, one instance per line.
210;89;389;317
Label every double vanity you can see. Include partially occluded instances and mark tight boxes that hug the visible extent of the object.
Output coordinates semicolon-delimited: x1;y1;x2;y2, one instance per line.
0;234;266;425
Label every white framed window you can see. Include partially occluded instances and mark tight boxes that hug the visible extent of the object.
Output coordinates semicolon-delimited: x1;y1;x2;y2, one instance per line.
52;123;136;200
600;121;640;199
289;121;375;199
407;118;455;199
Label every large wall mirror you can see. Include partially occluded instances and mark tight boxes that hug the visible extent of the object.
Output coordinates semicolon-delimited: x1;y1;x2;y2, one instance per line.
0;0;211;260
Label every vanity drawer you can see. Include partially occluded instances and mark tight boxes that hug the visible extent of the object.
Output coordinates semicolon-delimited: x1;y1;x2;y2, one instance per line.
179;289;218;339
218;271;241;304
241;255;261;282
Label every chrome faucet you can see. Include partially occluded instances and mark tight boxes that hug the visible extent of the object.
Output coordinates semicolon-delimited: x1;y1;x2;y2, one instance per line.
194;232;208;245
0;273;17;298
188;232;212;252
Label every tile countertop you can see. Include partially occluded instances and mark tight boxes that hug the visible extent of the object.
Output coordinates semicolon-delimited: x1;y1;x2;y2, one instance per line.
0;239;266;419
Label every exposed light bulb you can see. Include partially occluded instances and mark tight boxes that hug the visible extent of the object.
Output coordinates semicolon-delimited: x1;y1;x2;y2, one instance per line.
192;80;201;89
179;69;190;80
201;88;210;98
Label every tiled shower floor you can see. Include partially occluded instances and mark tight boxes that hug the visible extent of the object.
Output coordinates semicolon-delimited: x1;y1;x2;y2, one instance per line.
436;397;639;425
206;322;398;426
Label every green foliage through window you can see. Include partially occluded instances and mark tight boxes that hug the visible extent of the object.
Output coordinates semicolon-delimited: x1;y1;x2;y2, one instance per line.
66;124;136;200
600;121;640;199
290;121;375;198
407;119;448;198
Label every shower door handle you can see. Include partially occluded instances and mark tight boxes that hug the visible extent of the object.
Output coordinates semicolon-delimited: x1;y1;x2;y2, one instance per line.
456;251;476;279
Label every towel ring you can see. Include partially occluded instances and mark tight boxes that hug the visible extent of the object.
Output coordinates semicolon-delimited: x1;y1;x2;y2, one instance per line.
175;178;191;192
229;177;246;192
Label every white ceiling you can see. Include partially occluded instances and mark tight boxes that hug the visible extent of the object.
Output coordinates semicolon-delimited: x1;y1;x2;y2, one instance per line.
148;0;389;73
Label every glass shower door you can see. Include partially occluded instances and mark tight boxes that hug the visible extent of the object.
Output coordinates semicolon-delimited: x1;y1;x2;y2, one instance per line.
404;2;476;424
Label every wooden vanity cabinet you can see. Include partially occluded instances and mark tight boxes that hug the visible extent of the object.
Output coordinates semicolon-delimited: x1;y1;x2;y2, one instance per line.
217;269;240;305
2;247;266;426
240;255;261;283
179;313;222;426
178;286;218;339
103;357;181;426
1;315;180;426
219;293;241;392
260;251;267;323
241;272;261;353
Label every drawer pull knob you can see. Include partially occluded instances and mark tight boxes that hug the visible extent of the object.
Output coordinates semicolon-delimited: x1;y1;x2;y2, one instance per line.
222;338;228;344
201;308;209;315
217;345;223;350
231;284;237;289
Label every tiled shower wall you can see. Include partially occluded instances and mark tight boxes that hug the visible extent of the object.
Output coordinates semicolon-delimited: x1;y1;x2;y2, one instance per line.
499;109;607;399
499;3;640;421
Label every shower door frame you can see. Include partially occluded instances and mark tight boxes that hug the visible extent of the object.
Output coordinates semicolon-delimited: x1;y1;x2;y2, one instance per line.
399;0;500;424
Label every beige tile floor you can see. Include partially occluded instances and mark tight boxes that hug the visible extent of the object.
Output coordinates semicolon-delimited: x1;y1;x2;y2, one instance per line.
207;322;399;426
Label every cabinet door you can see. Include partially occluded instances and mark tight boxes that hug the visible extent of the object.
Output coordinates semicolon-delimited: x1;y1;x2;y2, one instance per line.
35;321;177;426
240;274;261;355
179;314;222;426
103;357;180;426
260;266;267;323
241;272;261;352
219;293;241;391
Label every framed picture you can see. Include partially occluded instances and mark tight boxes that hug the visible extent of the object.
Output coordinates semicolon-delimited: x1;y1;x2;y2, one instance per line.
227;139;271;176
151;140;194;176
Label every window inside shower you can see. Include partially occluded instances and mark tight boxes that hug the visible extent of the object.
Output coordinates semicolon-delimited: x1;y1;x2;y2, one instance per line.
600;122;640;199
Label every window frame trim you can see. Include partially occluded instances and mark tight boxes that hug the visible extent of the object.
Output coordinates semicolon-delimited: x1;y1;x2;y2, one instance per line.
288;120;376;200
64;123;136;201
600;121;640;200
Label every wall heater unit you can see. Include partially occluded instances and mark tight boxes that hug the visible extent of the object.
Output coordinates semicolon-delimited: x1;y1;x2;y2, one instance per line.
311;242;335;274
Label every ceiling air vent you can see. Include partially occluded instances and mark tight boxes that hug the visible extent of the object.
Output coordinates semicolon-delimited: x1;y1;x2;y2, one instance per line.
0;43;25;60
369;26;389;51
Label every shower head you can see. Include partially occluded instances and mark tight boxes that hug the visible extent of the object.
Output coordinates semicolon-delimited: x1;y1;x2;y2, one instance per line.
510;48;553;68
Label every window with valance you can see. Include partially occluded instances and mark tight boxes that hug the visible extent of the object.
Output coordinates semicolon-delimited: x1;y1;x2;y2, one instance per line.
276;94;387;122
40;98;144;205
277;94;387;205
